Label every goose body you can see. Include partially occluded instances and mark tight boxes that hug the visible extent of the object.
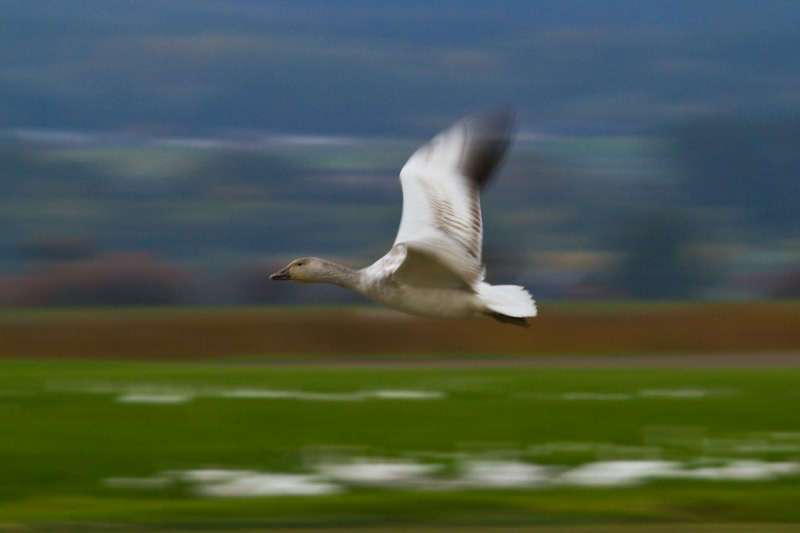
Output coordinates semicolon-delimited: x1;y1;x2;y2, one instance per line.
270;110;537;326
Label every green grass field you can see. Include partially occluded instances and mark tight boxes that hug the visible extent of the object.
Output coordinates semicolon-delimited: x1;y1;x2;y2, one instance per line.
3;356;800;531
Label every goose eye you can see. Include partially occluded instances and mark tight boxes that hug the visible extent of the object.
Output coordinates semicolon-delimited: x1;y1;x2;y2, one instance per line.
296;261;304;267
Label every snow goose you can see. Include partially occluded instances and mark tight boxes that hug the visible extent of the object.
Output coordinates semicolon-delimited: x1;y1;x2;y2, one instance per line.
270;110;536;326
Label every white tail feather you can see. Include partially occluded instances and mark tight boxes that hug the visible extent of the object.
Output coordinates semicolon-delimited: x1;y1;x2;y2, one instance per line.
478;283;537;318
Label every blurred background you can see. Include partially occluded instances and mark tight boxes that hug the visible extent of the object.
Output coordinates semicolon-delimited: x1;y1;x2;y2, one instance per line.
3;4;800;530
2;0;800;308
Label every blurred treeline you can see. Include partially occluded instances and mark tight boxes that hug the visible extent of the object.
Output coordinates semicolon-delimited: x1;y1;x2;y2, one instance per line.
1;115;799;307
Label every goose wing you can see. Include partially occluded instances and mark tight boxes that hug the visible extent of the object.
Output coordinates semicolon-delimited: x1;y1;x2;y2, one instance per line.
390;110;514;288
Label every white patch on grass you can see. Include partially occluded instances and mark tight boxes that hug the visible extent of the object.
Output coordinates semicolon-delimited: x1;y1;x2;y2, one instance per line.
557;460;678;487
196;473;341;497
173;469;257;483
103;456;800;498
459;460;554;489
370;390;445;400
560;392;631;401
216;389;444;402
319;459;439;488
48;381;445;404
557;459;800;487
115;393;193;404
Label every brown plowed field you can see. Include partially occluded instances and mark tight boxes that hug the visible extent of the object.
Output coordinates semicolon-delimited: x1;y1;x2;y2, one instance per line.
1;302;799;363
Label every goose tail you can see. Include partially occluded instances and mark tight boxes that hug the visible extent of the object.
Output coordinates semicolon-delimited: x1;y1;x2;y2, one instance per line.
478;282;537;327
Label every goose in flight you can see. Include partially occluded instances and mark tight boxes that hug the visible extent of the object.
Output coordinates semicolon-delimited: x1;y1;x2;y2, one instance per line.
270;110;537;327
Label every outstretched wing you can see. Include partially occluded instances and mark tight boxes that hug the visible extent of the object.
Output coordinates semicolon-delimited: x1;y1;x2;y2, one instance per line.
391;109;514;287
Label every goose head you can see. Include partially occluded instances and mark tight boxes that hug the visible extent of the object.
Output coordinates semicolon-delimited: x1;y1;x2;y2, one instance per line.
270;257;327;283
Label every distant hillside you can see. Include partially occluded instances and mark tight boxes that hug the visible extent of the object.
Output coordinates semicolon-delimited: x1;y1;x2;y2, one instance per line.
2;118;799;306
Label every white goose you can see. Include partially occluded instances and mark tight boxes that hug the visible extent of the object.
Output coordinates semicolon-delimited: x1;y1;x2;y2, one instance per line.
270;110;537;327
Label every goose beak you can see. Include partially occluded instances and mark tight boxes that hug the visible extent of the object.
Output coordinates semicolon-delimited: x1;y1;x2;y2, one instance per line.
270;266;291;281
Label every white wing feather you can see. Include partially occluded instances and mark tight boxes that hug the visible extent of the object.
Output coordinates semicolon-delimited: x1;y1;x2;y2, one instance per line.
391;111;513;287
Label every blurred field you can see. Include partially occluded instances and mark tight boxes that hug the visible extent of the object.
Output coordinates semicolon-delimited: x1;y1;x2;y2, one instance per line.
2;302;800;531
1;301;799;360
2;358;800;530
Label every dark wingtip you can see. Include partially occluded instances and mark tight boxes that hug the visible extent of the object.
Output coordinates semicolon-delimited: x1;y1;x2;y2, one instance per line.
459;108;516;188
489;312;530;328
